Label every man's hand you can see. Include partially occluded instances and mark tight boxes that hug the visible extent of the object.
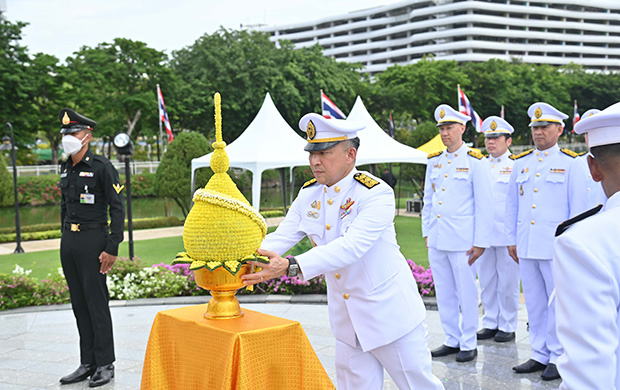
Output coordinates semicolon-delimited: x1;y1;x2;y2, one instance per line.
99;251;117;274
241;248;290;285
466;246;485;266
508;245;519;264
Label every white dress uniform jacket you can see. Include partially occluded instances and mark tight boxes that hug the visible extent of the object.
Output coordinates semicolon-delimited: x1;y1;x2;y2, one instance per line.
422;143;493;250
554;192;620;390
261;169;426;352
488;150;515;246
505;144;590;259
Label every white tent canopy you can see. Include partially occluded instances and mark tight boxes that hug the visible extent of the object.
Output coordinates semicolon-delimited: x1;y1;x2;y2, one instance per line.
348;96;428;166
190;92;308;209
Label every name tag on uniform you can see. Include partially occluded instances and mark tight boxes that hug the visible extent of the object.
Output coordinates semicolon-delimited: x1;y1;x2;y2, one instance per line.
79;171;94;177
80;193;95;204
60;172;68;178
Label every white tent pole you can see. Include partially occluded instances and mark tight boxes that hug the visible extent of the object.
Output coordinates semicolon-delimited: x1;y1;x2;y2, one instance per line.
251;168;262;211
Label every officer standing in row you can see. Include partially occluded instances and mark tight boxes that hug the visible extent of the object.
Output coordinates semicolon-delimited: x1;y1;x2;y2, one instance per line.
423;104;493;363
476;116;520;343
579;108;607;208
506;102;589;381
57;109;125;387
554;102;620;389
242;113;443;389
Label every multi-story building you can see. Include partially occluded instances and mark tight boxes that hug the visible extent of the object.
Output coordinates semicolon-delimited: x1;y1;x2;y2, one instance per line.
259;0;620;75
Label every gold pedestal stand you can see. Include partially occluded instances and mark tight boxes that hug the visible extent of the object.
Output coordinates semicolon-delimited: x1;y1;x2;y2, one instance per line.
193;265;252;320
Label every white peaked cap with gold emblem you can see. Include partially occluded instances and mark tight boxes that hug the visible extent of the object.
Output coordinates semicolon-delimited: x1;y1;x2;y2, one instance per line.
528;102;569;127
299;113;365;152
434;104;471;127
481;116;514;138
582;108;601;119
574;102;620;147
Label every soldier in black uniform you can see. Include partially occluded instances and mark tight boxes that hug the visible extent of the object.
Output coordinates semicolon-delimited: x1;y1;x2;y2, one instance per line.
57;108;125;388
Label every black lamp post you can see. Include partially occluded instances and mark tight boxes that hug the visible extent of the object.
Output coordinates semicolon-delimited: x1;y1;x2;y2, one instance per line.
0;122;24;253
113;132;134;260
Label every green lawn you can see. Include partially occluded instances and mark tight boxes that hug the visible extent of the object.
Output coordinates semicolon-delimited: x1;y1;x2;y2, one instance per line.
0;217;428;280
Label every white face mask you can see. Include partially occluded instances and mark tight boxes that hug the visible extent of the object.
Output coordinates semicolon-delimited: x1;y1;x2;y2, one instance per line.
62;134;87;155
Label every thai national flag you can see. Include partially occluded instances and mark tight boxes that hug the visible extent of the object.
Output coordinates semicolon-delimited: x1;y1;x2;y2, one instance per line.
157;84;174;142
573;100;580;131
388;113;395;138
457;85;482;133
321;90;346;119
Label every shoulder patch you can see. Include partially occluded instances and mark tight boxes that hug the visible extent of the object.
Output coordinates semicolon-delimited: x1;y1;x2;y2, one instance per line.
302;178;318;188
467;150;484;160
509;149;534;160
560;148;579;158
578;150;588;156
555;204;603;237
354;172;380;189
427;150;443;159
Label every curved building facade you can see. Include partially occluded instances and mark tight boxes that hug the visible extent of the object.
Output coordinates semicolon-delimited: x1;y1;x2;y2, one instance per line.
259;0;620;75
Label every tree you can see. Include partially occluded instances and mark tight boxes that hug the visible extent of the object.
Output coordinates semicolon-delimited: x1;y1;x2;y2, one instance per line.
171;29;362;142
64;38;174;145
154;132;212;217
26;53;68;165
0;154;13;207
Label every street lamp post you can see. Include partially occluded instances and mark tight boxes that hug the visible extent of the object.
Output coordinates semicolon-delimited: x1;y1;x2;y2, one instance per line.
1;122;24;253
113;132;134;260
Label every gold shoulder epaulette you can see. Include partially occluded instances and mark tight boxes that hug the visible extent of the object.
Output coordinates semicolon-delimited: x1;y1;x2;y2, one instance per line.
561;148;579;158
484;154;489;158
354;172;380;189
509;149;534;160
467;150;484;160
427;150;443;159
302;178;318;188
578;151;588;156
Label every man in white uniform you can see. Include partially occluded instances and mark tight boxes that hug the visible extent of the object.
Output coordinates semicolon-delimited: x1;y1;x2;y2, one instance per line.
242;113;443;390
506;102;589;381
554;101;620;390
476;116;520;343
422;104;493;363
579;109;607;208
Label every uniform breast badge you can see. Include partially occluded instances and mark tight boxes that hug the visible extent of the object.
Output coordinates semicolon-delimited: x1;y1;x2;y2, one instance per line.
311;200;321;210
340;198;354;219
432;183;436;192
520;185;524;196
307;210;319;219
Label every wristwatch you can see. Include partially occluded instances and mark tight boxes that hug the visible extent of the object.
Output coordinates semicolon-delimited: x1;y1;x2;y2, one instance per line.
287;256;300;278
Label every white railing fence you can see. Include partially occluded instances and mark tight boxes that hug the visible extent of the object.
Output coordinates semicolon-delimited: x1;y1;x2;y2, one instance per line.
7;161;160;177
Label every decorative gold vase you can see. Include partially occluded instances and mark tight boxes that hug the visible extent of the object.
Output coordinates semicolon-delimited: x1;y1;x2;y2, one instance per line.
193;265;252;320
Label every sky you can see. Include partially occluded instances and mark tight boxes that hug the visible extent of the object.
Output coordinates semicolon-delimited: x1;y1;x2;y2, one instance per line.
5;0;394;61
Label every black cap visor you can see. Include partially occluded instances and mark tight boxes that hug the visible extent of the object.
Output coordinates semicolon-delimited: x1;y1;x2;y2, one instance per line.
304;140;344;152
60;125;91;135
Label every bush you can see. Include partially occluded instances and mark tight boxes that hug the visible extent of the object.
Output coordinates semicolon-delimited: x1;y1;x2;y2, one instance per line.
0;266;39;310
407;259;435;297
16;175;62;206
119;172;156;198
0;155;13;207
260;210;285;218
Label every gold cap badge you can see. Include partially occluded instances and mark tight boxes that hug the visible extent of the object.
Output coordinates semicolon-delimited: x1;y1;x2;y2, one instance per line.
439;109;445;119
490;120;497;130
535;107;542;118
306;120;316;140
62;112;70;125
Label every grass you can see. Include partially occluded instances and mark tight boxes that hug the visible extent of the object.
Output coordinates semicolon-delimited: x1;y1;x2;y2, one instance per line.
0;217;428;280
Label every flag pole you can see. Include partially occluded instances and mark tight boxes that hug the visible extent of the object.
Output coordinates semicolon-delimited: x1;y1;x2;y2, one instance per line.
157;84;163;160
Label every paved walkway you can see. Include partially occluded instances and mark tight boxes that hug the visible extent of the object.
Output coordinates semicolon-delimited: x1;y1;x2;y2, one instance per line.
0;297;560;390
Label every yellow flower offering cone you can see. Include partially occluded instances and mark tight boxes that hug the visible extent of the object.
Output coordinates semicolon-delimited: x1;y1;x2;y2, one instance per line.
175;92;268;319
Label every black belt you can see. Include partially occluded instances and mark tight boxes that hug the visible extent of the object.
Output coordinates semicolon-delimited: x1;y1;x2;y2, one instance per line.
64;222;107;232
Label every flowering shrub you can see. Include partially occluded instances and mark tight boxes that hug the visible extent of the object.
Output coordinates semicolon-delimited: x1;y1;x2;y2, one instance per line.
36;269;71;306
407;259;435;297
240;274;327;295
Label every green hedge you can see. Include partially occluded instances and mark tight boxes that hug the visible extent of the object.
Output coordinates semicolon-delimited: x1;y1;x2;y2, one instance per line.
0;216;184;243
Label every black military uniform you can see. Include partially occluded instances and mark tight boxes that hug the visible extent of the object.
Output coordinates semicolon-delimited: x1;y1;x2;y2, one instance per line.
58;108;125;387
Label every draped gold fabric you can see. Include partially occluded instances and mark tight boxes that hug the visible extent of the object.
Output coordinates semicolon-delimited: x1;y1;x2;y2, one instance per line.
141;305;334;389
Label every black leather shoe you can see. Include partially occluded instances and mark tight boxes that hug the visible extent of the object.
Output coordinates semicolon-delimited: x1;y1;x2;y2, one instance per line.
541;363;561;381
60;364;96;384
456;349;478;362
89;364;114;388
494;330;516;342
431;344;460;357
513;359;546;373
476;328;498;340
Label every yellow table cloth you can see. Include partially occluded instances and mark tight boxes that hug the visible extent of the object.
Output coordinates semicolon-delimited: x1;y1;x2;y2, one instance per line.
140;304;334;389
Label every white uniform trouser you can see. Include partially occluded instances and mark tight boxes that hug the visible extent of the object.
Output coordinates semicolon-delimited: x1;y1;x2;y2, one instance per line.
428;248;478;351
520;258;562;364
476;246;520;332
335;321;444;390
